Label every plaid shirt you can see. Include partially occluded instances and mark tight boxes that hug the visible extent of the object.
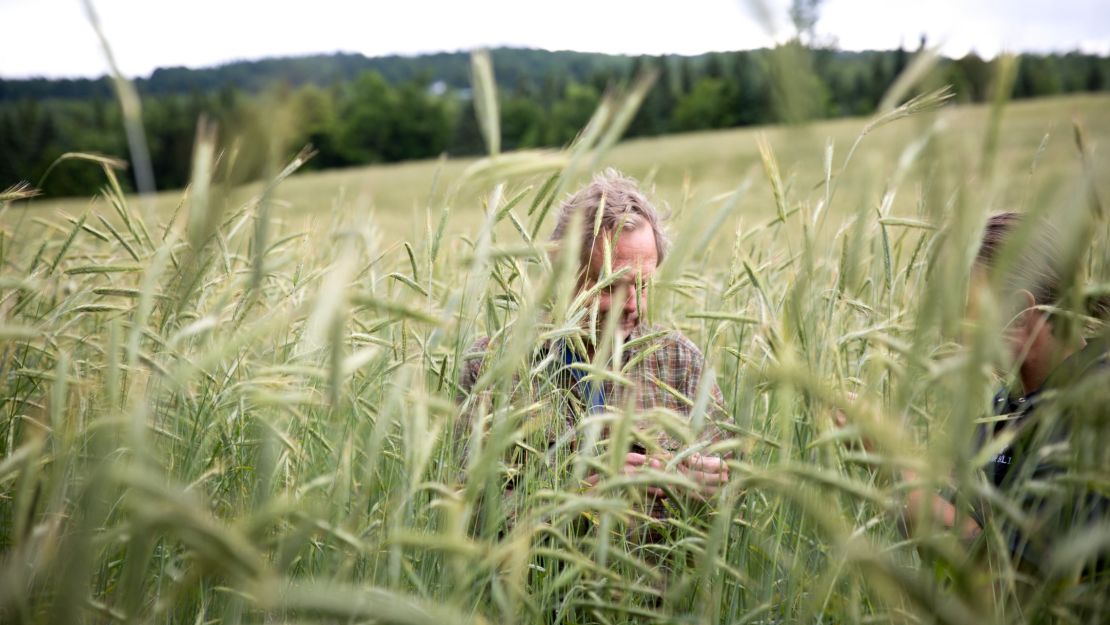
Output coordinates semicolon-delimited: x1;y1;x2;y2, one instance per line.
457;323;729;455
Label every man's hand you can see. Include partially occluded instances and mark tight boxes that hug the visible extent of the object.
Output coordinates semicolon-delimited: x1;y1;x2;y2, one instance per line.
678;453;730;498
584;452;667;497
583;452;730;499
834;399;982;541
901;469;982;541
833;391;874;452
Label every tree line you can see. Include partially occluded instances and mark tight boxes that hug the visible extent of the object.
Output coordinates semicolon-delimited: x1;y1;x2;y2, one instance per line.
2;46;1107;197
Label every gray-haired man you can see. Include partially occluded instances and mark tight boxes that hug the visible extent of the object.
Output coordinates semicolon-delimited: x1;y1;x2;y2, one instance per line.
458;169;731;508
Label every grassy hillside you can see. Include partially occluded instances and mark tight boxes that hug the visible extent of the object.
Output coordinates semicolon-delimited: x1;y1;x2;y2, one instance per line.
23;93;1110;246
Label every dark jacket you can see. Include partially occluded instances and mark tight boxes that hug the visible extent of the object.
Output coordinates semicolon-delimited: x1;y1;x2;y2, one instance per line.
974;335;1110;574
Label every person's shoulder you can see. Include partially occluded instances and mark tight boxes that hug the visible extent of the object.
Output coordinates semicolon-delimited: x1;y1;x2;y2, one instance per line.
465;336;493;355
665;329;704;355
631;324;707;365
461;336;494;371
648;324;705;357
458;336;494;396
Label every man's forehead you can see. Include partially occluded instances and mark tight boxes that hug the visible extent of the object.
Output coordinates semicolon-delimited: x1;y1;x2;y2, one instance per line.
588;225;658;278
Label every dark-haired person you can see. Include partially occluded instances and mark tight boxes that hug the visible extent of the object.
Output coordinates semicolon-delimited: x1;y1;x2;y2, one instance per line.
903;212;1109;574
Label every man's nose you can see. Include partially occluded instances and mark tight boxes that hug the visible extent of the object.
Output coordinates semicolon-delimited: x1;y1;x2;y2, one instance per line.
623;286;638;315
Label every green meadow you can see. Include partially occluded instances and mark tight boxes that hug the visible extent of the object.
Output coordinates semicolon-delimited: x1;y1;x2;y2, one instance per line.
2;54;1109;625
29;93;1110;245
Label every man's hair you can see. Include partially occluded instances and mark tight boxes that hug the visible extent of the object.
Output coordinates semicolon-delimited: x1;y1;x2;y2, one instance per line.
976;211;1108;320
550;168;669;273
976;212;1062;306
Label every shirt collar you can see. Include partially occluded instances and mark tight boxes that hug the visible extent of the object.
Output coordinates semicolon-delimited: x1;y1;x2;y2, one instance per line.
993;333;1110;415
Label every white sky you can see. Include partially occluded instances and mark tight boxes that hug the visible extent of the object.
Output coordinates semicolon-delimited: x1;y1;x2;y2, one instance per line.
2;0;1108;79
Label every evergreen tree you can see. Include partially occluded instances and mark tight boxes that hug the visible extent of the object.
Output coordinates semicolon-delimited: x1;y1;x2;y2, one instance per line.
893;44;909;81
545;82;600;146
627;56;674;137
955;53;990;101
673;78;734;131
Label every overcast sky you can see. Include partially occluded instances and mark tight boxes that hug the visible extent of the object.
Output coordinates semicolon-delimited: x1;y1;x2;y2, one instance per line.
2;0;1108;79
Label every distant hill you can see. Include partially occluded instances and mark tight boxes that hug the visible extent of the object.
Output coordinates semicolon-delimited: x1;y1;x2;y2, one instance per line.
3;46;1106;198
0;48;635;101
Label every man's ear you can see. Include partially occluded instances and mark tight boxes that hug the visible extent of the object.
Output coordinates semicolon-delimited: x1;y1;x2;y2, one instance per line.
1018;289;1037;309
1016;289;1039;328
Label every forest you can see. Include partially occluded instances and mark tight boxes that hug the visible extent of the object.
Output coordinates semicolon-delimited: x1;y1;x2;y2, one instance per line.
2;44;1108;196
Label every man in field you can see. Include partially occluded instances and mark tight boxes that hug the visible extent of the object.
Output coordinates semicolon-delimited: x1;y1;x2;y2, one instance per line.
456;169;731;511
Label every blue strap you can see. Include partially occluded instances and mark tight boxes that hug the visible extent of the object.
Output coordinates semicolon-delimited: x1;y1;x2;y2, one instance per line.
558;340;606;414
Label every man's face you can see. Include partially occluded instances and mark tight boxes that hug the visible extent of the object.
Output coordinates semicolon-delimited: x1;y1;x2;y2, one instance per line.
968;267;1023;363
581;223;659;340
968;267;1050;374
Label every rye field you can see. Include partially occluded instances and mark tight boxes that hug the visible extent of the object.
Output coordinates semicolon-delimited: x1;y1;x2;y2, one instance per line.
2;55;1110;624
